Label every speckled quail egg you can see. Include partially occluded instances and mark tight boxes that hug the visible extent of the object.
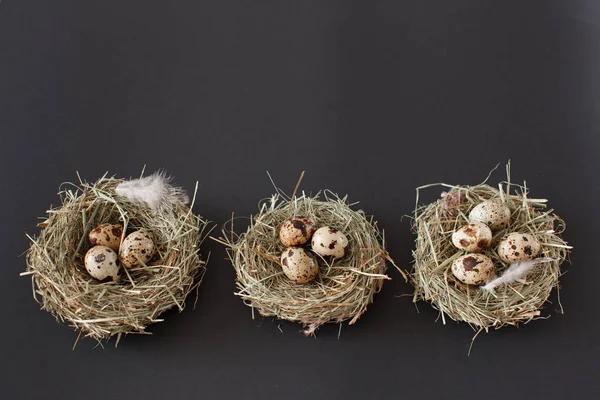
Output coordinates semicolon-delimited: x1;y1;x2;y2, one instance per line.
280;247;319;284
88;223;123;252
451;254;495;286
279;216;316;247
497;232;541;263
311;226;349;259
451;222;492;253
84;245;120;282
468;200;511;231
119;231;156;268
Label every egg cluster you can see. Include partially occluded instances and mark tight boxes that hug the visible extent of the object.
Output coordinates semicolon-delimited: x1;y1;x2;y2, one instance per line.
450;200;542;286
84;223;157;282
278;216;349;284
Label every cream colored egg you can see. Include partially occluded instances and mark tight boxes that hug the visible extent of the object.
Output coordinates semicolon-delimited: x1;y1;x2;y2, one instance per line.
497;232;541;263
451;254;495;286
311;226;348;259
280;247;319;284
468;200;511;231
88;223;123;252
451;222;492;253
119;231;156;268
84;245;120;282
279;216;316;247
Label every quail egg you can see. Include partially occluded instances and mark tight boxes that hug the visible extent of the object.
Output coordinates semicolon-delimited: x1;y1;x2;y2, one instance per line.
119;231;156;268
88;223;123;252
279;216;316;247
280;247;319;284
311;226;348;259
497;232;541;263
451;222;492;253
469;200;511;231
451;253;495;286
84;245;120;282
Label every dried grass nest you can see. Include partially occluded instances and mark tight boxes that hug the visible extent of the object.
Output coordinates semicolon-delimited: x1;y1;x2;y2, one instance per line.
411;165;572;334
217;189;398;336
23;174;210;346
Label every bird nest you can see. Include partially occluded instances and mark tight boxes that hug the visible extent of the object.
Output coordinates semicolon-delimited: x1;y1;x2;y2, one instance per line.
411;165;571;335
217;189;397;336
23;174;210;347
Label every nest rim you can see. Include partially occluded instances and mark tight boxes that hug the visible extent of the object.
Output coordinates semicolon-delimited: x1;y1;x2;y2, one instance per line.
218;190;396;336
411;168;571;333
24;174;210;346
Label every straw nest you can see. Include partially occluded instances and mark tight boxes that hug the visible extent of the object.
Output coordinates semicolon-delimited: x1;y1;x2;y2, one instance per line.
411;165;571;334
217;189;397;336
23;174;209;346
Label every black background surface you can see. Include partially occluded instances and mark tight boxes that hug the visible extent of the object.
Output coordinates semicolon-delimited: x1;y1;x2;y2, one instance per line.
1;1;599;399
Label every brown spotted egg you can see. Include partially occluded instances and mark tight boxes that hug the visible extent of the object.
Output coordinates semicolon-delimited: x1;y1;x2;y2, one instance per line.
84;245;120;282
451;254;495;286
497;232;541;263
279;216;316;247
88;223;123;252
119;231;156;268
469;200;511;231
280;247;319;284
311;226;348;259
451;222;492;253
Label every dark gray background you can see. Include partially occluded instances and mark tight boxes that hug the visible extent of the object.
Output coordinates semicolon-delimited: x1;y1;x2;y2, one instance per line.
1;1;599;399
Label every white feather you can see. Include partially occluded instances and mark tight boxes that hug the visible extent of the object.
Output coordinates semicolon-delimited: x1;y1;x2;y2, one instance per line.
481;258;556;293
115;172;189;210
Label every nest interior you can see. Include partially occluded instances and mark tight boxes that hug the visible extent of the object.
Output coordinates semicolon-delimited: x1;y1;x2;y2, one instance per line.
411;170;571;332
24;175;209;345
218;190;396;336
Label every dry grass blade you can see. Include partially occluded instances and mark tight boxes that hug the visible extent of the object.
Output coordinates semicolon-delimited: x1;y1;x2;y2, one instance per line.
411;166;571;332
217;190;395;336
24;175;210;346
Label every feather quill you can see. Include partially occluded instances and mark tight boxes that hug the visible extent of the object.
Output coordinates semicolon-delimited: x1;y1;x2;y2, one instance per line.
481;258;556;293
115;172;189;210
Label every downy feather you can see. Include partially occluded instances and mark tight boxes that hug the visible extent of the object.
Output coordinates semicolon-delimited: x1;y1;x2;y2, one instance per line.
481;258;556;293
115;172;189;210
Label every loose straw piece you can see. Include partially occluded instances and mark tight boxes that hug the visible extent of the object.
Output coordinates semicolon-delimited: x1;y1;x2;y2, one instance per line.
290;171;305;205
